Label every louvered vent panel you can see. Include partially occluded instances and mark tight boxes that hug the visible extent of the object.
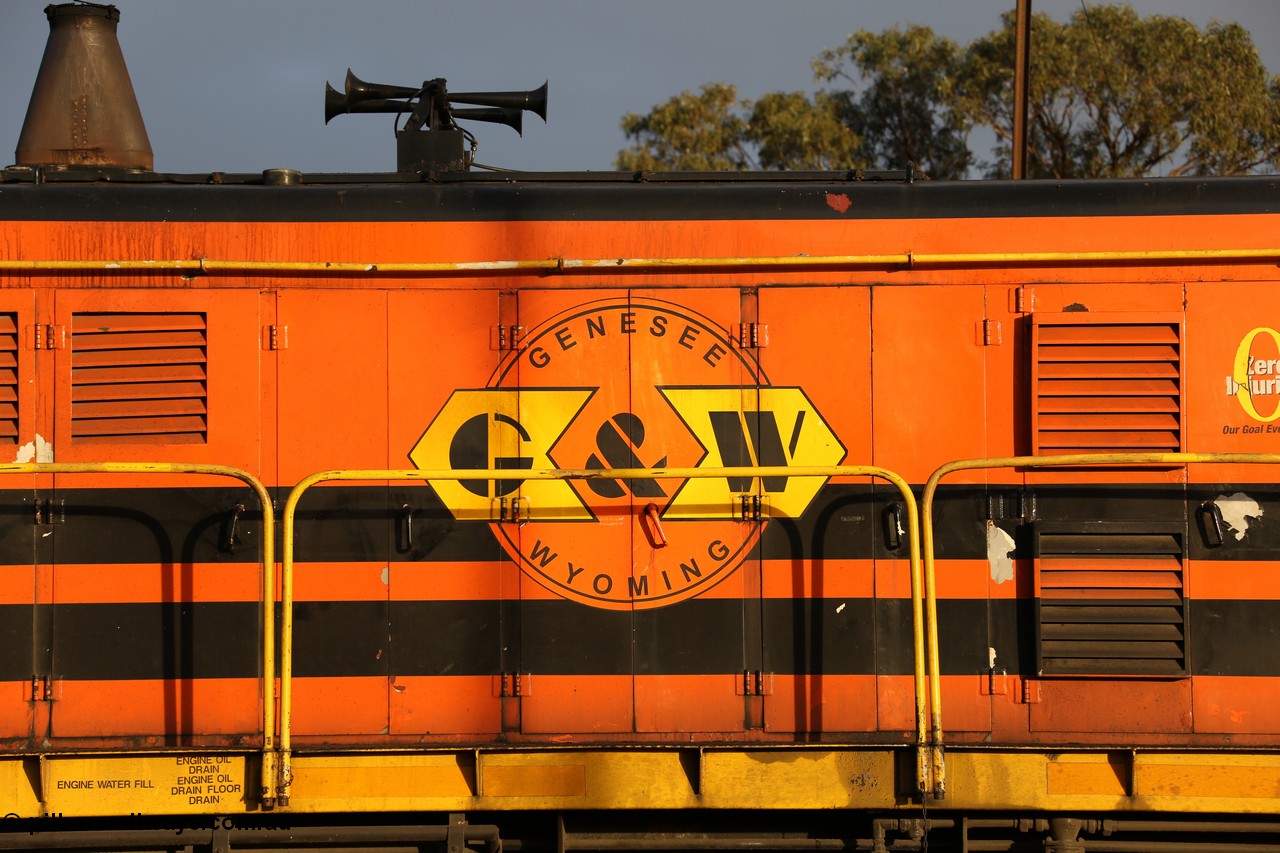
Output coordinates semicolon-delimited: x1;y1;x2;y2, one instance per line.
71;312;207;444
0;314;17;443
1033;318;1182;454
1035;523;1186;677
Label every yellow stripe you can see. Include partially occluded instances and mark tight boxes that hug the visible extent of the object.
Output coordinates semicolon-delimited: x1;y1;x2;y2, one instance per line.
13;750;1280;817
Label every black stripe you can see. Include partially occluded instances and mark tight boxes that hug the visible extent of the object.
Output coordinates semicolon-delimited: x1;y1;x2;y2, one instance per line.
0;486;505;567
52;602;258;680
0;602;32;681
15;597;1280;681
634;600;751;676
0;177;1276;223
517;602;632;676
1;482;1277;566
291;600;387;679
389;600;509;677
1188;600;1280;677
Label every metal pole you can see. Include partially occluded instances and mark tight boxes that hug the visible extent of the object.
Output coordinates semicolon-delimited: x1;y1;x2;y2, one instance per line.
1012;0;1032;178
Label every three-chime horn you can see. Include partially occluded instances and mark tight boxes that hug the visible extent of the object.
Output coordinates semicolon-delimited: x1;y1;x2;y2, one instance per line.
324;69;547;134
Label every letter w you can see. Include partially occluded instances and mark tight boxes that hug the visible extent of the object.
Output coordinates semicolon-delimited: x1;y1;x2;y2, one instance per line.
529;540;558;567
708;410;799;493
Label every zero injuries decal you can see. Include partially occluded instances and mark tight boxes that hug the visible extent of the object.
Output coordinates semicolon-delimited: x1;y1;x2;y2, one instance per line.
1227;327;1280;425
411;297;846;609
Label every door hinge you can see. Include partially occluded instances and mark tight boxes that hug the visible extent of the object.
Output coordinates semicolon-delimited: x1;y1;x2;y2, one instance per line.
491;496;528;523
737;671;773;696
981;668;1008;696
25;324;65;350
262;324;288;350
738;494;767;522
1015;286;1035;313
494;672;531;697
493;324;525;350
1022;679;1042;704
34;498;64;526
28;675;54;702
981;318;1002;346
984;490;1037;522
736;323;769;348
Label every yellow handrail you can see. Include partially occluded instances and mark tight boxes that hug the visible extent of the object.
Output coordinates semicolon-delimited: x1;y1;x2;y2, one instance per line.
920;450;1280;800
0;463;279;807
278;464;935;802
0;247;1275;276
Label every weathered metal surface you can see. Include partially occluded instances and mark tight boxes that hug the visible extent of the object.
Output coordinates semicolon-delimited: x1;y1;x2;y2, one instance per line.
16;3;152;169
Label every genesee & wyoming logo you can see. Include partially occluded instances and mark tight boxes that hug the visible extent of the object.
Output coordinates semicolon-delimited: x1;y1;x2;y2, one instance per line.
411;297;845;609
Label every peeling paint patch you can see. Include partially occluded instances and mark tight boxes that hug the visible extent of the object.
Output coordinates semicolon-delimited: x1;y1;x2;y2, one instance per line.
986;521;1015;584
380;566;390;585
989;647;997;669
15;434;52;464
836;602;846;614
1216;492;1264;541
825;193;852;214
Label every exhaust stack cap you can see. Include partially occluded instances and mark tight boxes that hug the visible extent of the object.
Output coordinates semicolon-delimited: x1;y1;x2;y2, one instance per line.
16;3;153;170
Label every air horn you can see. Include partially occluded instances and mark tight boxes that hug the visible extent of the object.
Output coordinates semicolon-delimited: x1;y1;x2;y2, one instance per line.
323;70;548;172
325;70;547;134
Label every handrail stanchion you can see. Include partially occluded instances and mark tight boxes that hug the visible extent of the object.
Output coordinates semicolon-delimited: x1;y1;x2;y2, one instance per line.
280;465;934;802
0;463;278;805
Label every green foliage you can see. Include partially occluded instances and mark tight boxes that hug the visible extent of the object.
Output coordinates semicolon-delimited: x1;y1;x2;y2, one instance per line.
813;25;973;178
963;6;1280;177
616;84;751;171
615;5;1280;178
746;91;861;170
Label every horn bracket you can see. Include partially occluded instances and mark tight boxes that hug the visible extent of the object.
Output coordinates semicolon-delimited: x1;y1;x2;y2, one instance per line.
324;71;548;172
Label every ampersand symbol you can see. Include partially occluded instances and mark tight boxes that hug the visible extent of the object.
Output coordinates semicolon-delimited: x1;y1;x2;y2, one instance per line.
585;412;668;498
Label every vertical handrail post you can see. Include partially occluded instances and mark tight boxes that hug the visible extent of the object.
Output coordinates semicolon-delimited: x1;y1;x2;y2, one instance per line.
921;452;1280;803
0;463;277;805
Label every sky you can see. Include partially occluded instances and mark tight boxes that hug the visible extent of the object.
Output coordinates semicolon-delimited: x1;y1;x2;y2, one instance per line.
1;1;1278;175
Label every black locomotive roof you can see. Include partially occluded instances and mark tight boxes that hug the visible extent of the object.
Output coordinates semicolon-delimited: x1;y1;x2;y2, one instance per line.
0;164;1276;222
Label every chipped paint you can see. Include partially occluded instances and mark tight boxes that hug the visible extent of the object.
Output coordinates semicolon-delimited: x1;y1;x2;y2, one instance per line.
1216;492;1264;541
986;521;1015;584
836;602;846;614
380;566;390;585
989;647;997;669
15;434;52;463
825;193;852;214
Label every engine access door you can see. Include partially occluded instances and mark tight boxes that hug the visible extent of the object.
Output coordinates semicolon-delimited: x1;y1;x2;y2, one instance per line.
756;286;872;735
47;288;263;743
0;291;41;743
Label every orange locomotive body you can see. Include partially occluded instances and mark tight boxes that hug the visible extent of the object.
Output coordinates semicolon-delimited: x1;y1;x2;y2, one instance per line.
1;165;1280;851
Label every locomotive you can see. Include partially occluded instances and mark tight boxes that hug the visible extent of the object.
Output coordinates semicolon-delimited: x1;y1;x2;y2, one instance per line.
3;3;1280;851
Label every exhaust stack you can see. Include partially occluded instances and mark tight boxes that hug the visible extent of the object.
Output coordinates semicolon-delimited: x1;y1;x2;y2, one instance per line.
16;3;152;170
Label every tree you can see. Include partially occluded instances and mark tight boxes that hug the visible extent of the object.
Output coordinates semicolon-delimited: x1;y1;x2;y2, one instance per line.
616;84;752;171
615;5;1280;178
616;84;858;172
963;6;1280;177
812;25;973;178
745;91;861;171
